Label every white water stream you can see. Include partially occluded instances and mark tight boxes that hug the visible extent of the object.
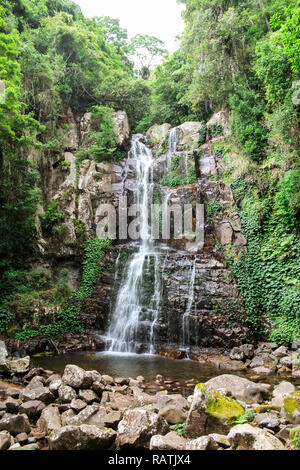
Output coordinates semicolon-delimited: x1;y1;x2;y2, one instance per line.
107;135;161;353
106;130;197;353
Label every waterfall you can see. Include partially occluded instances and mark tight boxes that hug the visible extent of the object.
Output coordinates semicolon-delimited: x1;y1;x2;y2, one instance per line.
182;257;197;347
169;127;178;153
185;152;189;179
106;135;161;353
167;127;178;169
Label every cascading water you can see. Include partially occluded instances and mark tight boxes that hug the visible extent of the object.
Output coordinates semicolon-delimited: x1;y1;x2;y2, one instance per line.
106;135;162;353
167;127;178;169
182;257;197;347
185;152;189;179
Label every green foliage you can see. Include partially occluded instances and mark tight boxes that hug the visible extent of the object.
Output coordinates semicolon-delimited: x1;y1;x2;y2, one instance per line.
273;7;300;73
0;305;15;334
197;125;207;146
41;200;64;234
232;409;255;425
159;166;197;188
229;82;268;162
208;124;223;139
60;160;70;167
227;174;300;342
206;200;223;217
128;34;168;79
15;237;113;339
288;428;300;450
137;51;203;130
75;237;113;299
171;423;185;436
78;105;117;162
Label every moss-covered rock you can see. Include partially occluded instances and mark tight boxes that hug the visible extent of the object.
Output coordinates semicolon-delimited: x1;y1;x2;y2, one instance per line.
255;405;281;414
206;391;244;421
183;383;244;438
282;391;300;424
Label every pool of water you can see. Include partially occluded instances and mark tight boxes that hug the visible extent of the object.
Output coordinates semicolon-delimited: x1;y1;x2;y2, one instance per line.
31;351;297;396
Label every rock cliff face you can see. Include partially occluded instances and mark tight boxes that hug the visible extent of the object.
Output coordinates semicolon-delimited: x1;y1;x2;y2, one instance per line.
31;109;130;282
79;113;249;354
32;109;248;354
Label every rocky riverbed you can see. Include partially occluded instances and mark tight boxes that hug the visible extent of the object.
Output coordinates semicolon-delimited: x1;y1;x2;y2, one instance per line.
0;347;300;450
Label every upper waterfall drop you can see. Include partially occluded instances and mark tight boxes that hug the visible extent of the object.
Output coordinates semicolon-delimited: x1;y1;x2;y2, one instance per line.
106;134;162;354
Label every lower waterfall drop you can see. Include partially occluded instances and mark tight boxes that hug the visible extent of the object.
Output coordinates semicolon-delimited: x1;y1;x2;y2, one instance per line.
182;256;197;348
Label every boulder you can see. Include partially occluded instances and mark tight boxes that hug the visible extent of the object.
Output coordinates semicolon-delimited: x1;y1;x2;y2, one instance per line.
254;413;280;431
102;411;122;429
85;370;102;383
92;380;105;396
150;431;187;450
185;435;219;450
206;110;230;137
251;366;274;376
5;397;19;413
67;405;106;428
249;354;274;369
158;405;187;425
205;374;270;404
183;383;244;439
273;346;288;358
0;413;31;435
279;356;293;369
205;374;270;403
271;381;296;406
155;394;188;425
208;433;230;448
282;391;300;424
215;222;233;245
18;443;39;450
19;400;45;418
5;356;30;374
62;365;93;389
49;379;62;396
58;385;77;403
227;423;285;450
102;374;114;385
15;432;28;445
291;341;300;351
238;344;255;359
49;424;116;450
112;110;130;146
20;385;54;404
37;405;62;434
9;443;21;450
70;399;87;412
61;409;76;426
230;347;245;361
0;432;12;450
108;392;135;411
177;122;203;148
46;374;62;386
116;408;169;449
26;376;45;389
78;389;99;404
146;124;171;145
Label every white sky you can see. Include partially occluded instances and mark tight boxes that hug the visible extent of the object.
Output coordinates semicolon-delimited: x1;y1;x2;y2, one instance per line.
74;0;185;54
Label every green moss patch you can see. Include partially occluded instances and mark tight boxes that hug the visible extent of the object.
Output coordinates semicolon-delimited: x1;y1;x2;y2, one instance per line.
206;391;244;422
284;392;300;421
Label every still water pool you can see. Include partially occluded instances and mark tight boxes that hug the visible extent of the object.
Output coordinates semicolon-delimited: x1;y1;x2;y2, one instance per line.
31;351;294;396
